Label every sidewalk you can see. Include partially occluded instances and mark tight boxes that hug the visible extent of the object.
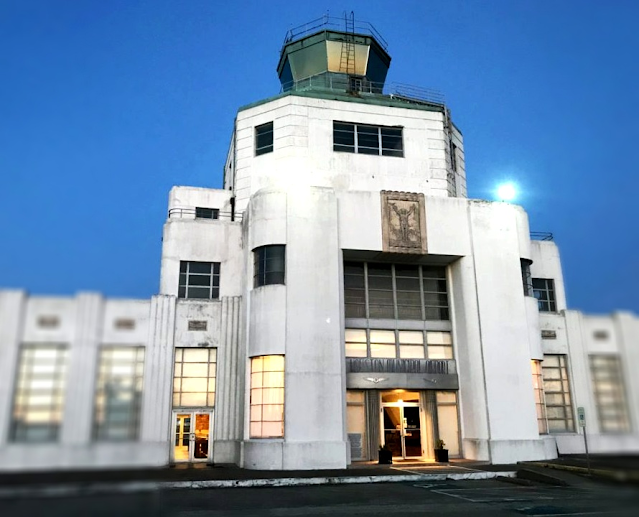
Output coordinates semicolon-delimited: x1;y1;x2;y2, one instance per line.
0;460;517;498
524;454;639;484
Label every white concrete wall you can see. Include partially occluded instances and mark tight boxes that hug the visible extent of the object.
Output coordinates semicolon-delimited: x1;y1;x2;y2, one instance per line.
231;95;466;211
530;241;568;312
0;291;244;471
241;187;348;470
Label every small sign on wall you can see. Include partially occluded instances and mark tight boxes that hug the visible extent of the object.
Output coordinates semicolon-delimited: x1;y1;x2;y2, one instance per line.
577;406;586;428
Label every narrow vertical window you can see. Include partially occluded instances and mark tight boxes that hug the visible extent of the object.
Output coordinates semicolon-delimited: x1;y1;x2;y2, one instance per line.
11;344;68;442
250;355;285;438
344;262;366;318
426;331;454;359
255;122;274;156
541;355;575;432
253;245;285;287
345;329;367;358
532;360;548;434
94;346;145;441
521;259;533;297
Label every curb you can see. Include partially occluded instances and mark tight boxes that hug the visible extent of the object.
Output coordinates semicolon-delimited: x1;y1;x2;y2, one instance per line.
526;462;639;483
516;466;568;486
0;471;516;499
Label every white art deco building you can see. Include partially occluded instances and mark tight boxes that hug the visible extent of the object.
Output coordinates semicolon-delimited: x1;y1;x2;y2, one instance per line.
1;20;638;472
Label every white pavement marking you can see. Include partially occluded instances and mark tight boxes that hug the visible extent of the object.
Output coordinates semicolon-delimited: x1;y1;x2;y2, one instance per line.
0;471;516;499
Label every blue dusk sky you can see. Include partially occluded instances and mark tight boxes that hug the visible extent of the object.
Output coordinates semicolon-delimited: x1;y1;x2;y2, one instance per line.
1;0;637;314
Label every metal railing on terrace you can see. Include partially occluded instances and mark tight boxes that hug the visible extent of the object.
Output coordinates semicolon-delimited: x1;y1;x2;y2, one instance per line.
280;73;446;107
168;208;242;222
530;232;554;241
282;14;389;50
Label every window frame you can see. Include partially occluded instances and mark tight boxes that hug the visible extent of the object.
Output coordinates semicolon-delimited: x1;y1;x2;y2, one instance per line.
10;344;68;443
172;348;217;408
345;328;453;360
249;355;285;439
541;354;575;433
533;278;556;312
178;261;220;300
195;207;219;220
255;122;274;156
253;245;286;288
93;346;145;442
589;354;631;433
333;121;404;157
344;262;449;321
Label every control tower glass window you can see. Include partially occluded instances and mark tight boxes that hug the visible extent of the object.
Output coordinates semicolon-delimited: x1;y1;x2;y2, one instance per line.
333;122;403;157
255;122;274;156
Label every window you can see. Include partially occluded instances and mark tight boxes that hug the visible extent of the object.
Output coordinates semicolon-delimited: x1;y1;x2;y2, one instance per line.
533;278;556;312
93;346;145;441
179;261;220;299
344;262;449;321
250;355;284;438
541;355;575;432
11;344;68;442
255;122;274;156
173;348;217;407
253;245;285;287
195;207;219;220
333;122;404;157
521;260;533;297
590;355;630;433
532;360;548;434
344;329;453;359
450;142;458;172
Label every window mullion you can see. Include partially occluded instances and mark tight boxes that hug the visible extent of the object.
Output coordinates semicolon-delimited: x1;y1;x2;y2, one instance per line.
364;262;370;320
378;126;382;155
391;264;398;320
418;266;426;320
354;124;359;153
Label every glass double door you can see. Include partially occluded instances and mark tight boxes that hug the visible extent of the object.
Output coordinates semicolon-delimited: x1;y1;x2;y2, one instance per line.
383;404;422;459
172;411;211;462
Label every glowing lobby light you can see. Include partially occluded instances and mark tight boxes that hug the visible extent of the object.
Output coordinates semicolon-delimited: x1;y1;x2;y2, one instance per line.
496;183;517;202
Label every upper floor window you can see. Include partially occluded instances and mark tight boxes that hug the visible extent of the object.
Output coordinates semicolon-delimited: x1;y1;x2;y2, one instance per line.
541;354;575;433
333;122;404;157
179;261;220;299
344;262;449;320
195;207;219;220
255;122;274;156
533;278;556;312
254;245;285;287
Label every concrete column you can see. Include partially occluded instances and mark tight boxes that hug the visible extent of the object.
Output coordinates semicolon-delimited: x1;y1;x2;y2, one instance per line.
140;295;176;445
61;292;103;444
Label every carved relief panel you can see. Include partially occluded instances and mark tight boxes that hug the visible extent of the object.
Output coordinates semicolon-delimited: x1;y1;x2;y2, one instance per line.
381;191;427;254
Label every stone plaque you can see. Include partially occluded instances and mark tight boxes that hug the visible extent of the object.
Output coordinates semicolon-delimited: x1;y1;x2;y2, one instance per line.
381;191;427;254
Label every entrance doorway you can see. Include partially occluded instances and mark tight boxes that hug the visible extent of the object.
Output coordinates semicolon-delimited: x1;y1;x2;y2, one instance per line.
381;391;422;459
172;411;212;462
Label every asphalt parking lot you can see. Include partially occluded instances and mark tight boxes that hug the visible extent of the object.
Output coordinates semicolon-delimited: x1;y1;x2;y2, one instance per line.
1;478;638;517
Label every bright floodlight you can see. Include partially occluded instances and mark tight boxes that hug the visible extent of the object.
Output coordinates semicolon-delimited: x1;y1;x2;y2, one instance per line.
496;183;517;202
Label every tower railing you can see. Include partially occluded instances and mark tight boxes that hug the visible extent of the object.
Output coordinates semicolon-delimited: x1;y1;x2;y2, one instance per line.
282;14;389;50
280;73;445;106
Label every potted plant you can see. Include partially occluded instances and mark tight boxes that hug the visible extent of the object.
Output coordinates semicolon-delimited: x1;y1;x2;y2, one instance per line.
378;444;393;464
434;439;449;463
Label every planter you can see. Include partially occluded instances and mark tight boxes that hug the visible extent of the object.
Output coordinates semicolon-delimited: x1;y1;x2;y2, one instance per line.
378;448;393;464
434;448;449;462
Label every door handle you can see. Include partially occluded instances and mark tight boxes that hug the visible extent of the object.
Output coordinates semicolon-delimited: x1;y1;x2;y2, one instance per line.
190;433;195;441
